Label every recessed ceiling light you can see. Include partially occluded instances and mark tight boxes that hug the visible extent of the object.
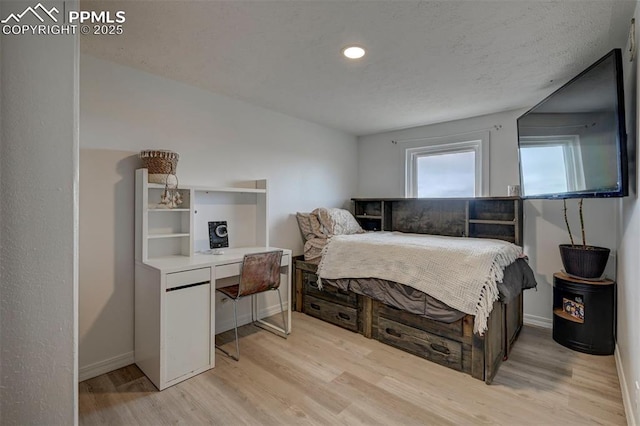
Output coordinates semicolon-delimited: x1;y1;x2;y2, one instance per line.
342;46;366;59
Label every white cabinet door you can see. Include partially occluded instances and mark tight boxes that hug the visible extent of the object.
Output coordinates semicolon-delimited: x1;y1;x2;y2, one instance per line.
165;282;211;383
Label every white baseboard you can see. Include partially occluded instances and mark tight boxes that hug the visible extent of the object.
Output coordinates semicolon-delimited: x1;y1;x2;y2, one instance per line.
523;314;552;329
616;344;637;426
79;301;288;382
216;302;286;334
78;351;134;382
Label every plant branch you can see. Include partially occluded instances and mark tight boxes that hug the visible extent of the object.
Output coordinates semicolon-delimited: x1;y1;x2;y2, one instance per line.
563;199;575;246
579;198;586;248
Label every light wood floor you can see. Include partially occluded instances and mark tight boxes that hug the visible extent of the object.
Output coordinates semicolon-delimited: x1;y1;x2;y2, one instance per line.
79;312;626;425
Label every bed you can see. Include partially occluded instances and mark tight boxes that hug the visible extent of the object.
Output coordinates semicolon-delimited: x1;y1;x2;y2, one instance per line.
295;199;537;384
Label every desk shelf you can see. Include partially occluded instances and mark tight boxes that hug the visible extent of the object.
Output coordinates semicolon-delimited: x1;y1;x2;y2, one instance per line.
137;170;194;261
190;185;266;194
136;169;268;262
147;233;190;239
149;208;191;212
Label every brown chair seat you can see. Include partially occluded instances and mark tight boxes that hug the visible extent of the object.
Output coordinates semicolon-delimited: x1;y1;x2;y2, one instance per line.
217;284;240;299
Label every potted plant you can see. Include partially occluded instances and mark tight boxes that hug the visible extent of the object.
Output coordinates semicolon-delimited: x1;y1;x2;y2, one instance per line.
559;198;610;279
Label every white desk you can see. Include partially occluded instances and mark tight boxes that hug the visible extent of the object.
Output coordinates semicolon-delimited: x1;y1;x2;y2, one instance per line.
135;246;292;390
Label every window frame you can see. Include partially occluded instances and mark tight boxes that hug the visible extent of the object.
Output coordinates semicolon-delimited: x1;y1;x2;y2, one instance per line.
518;135;585;193
405;131;490;198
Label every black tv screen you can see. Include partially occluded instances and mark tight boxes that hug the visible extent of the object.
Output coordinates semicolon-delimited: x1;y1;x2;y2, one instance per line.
517;48;628;199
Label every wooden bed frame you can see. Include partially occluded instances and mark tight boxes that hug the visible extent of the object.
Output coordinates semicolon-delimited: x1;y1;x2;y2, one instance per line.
294;258;523;384
294;197;525;384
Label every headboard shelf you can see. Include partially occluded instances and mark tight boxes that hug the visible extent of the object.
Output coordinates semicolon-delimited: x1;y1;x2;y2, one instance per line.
351;197;523;246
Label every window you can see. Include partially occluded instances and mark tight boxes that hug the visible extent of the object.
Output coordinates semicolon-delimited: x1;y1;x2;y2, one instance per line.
405;132;490;198
519;135;585;196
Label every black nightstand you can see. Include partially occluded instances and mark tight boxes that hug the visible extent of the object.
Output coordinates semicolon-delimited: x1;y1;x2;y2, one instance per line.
552;272;615;355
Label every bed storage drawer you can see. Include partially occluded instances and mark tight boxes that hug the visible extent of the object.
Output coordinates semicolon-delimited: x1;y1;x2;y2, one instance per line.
304;295;359;332
378;317;463;371
304;273;358;307
377;303;465;339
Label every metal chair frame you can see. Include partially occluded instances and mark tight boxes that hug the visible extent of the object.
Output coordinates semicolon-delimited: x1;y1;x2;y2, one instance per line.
215;250;288;361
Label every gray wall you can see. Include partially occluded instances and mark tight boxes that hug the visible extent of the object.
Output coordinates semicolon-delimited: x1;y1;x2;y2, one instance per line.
0;1;79;424
618;2;640;424
0;15;3;426
78;54;359;379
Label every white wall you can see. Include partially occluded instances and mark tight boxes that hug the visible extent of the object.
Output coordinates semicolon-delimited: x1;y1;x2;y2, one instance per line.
357;110;619;327
79;149;138;380
0;1;79;424
0;17;3;426
79;54;358;377
358;110;523;198
618;3;640;424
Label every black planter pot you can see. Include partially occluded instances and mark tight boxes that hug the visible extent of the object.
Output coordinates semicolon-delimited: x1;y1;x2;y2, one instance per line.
559;244;610;280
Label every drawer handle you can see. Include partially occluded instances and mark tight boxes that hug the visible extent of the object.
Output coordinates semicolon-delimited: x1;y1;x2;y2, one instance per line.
166;280;210;292
385;328;402;338
310;303;321;310
338;312;351;321
430;342;450;355
337;289;350;295
306;280;320;289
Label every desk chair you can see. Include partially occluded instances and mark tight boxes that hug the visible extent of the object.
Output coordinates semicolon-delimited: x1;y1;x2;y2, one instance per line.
215;250;287;360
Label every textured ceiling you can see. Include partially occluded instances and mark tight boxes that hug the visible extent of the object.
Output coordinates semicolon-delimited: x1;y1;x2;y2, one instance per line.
81;1;636;136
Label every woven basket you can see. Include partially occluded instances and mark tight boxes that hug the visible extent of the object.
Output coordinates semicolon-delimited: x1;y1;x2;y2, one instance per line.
139;150;179;184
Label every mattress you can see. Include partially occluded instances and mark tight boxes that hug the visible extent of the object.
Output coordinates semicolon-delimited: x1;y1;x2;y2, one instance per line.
323;258;537;323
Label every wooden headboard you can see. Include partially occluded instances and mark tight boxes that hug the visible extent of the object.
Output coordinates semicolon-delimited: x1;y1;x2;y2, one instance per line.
351;197;523;246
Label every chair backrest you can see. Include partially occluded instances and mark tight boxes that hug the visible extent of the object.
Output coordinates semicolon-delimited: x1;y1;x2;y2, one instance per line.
238;250;283;298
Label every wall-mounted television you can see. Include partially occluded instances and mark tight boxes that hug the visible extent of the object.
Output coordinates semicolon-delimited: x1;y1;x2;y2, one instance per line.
517;48;628;199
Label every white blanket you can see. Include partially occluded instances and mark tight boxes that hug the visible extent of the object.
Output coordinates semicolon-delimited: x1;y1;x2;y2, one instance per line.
317;232;522;334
